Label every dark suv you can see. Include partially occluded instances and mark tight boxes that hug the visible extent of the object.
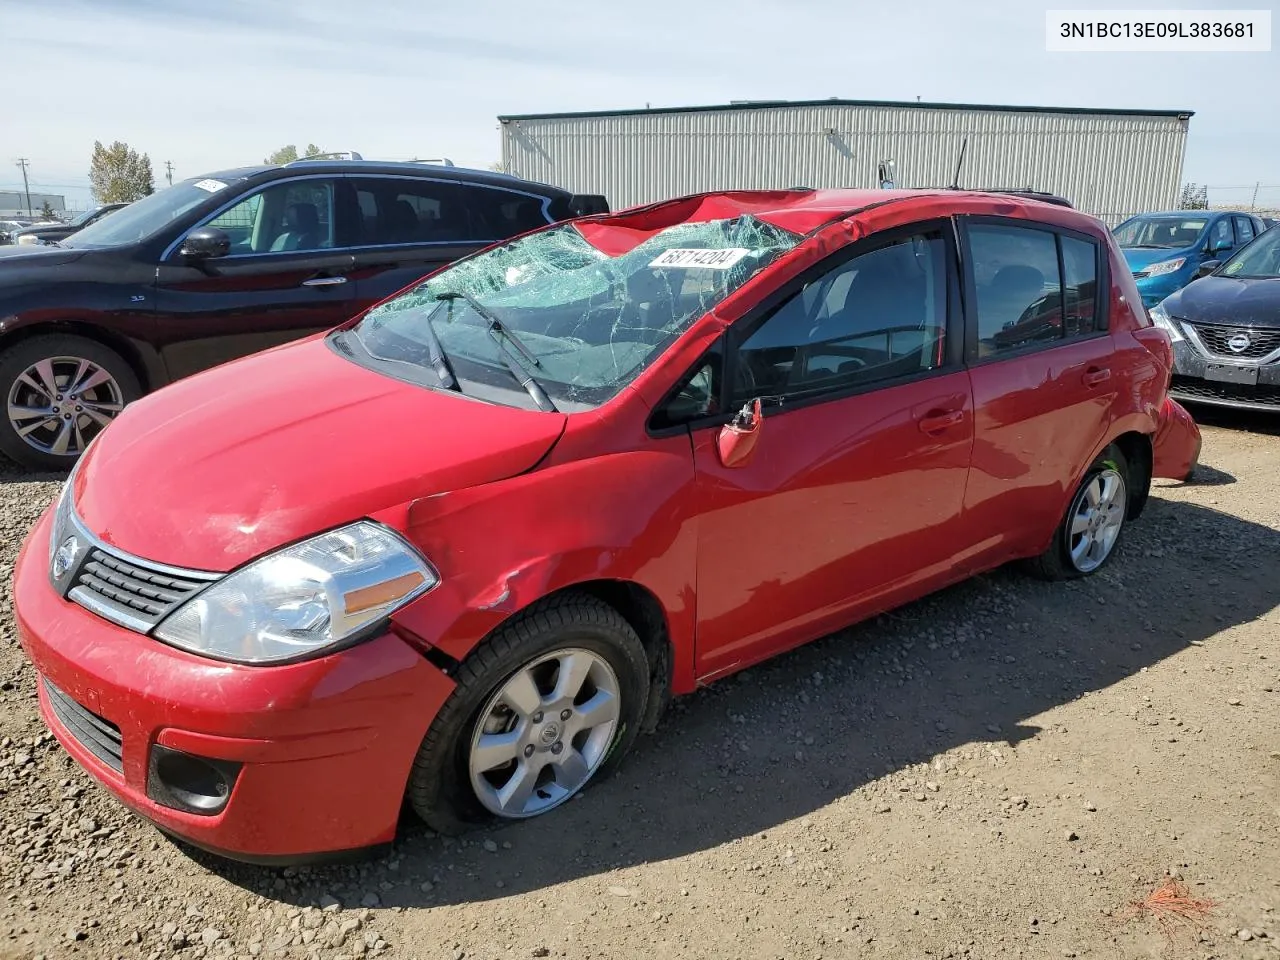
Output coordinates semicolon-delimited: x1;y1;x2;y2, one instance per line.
0;158;607;468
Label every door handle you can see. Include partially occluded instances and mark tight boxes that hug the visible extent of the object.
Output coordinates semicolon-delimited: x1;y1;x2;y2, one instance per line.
301;276;347;287
918;409;964;434
1082;366;1111;387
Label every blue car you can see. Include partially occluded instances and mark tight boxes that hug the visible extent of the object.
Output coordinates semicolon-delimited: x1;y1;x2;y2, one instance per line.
1113;210;1267;308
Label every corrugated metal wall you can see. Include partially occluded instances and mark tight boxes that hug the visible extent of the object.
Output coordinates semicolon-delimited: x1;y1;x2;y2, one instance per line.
500;103;1190;225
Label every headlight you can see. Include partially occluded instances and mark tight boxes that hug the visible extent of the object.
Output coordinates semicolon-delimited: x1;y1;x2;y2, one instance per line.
1148;302;1184;342
48;476;75;569
1144;257;1187;277
154;521;437;665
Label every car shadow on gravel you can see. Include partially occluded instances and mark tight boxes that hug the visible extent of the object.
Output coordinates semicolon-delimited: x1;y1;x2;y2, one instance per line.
183;497;1280;910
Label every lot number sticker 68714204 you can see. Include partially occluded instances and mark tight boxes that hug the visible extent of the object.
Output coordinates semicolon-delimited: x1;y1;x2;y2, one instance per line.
649;248;750;269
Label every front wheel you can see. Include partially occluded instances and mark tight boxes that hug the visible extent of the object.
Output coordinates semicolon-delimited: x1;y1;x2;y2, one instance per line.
407;594;650;835
1026;447;1130;580
0;335;140;470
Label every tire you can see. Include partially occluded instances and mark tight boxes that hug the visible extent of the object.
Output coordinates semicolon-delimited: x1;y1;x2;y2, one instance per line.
1025;446;1130;581
0;335;141;471
408;593;651;836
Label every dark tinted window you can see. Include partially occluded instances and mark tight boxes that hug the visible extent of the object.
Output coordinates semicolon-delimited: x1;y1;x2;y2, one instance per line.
351;178;550;248
732;231;948;402
651;341;725;429
968;223;1104;354
969;224;1062;357
1234;216;1255;245
458;185;551;239
1061;235;1101;336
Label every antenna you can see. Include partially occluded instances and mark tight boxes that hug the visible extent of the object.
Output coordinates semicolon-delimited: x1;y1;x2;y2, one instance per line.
949;137;969;190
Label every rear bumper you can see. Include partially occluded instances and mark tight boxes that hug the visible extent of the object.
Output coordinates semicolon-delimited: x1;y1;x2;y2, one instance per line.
15;507;457;862
1152;397;1201;482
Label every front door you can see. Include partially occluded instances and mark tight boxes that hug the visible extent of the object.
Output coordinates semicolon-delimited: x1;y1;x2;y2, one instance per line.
153;176;355;381
687;222;975;682
956;217;1117;565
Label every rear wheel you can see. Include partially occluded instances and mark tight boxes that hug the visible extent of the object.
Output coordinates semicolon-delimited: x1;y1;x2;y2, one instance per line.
408;594;650;835
0;335;140;470
1026;447;1130;580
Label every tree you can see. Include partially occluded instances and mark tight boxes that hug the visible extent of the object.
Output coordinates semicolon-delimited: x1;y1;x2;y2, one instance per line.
1178;182;1208;210
39;200;55;219
265;143;324;165
89;141;155;203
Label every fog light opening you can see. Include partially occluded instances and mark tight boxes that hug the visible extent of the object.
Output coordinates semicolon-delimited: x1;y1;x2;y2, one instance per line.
147;744;242;816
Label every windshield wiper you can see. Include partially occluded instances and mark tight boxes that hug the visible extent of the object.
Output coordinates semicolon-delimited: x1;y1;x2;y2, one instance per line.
435;291;558;413
416;302;461;392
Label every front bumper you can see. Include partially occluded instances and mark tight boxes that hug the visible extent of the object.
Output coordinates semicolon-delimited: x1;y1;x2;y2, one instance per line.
14;507;456;862
1168;339;1280;413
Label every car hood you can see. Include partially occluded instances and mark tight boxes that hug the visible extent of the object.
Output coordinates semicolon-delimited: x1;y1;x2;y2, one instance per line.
1121;247;1194;271
0;244;86;267
1164;275;1280;327
73;336;567;571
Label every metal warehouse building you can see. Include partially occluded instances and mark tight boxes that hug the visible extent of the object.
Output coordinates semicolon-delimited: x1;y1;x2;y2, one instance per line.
498;99;1192;225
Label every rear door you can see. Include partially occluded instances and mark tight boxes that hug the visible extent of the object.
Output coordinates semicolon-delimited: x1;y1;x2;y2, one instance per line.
346;176;555;310
956;217;1116;565
153;176;355;380
678;221;975;682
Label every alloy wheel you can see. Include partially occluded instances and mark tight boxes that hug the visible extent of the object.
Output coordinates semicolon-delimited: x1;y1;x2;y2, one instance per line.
1067;468;1127;573
6;356;124;458
467;647;621;819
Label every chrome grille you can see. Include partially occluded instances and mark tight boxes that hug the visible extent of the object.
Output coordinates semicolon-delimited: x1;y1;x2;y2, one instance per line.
67;549;214;631
1132;271;1149;280
1182;321;1280;360
51;504;222;634
42;679;123;774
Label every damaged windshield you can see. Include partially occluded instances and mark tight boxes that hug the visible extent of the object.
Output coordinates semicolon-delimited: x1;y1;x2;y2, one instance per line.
339;215;801;411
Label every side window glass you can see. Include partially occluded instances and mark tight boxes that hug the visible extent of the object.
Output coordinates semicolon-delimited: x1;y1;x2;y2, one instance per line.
651;342;724;430
352;178;463;246
969;224;1063;357
208;193;262;254
203;180;335;255
732;231;948;403
461;186;553;241
1211;218;1233;250
1060;236;1101;337
1235;216;1255;245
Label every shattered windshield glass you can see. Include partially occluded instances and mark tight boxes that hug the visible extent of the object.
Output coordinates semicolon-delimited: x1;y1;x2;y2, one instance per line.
341;215;801;411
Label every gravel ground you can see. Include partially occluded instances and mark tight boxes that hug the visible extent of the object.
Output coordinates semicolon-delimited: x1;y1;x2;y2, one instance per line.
0;411;1277;960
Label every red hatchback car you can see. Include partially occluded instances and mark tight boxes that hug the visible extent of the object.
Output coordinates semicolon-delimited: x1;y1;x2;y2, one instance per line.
14;189;1201;863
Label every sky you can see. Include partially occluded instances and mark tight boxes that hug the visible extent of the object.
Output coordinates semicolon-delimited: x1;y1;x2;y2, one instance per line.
1;0;1275;212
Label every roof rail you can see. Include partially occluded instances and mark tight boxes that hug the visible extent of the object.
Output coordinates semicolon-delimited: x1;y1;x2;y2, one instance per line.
283;151;364;165
411;157;455;167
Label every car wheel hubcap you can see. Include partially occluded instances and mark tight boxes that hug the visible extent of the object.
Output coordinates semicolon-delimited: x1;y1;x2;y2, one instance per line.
468;647;621;819
1067;468;1126;573
7;356;124;458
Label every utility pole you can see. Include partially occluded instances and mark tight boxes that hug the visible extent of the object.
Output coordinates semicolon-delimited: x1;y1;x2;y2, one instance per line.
15;158;32;216
165;160;174;186
1251;181;1260;212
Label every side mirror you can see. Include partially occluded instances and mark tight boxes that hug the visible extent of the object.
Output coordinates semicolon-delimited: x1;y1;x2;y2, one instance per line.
716;398;763;469
178;226;231;260
1196;260;1221;279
